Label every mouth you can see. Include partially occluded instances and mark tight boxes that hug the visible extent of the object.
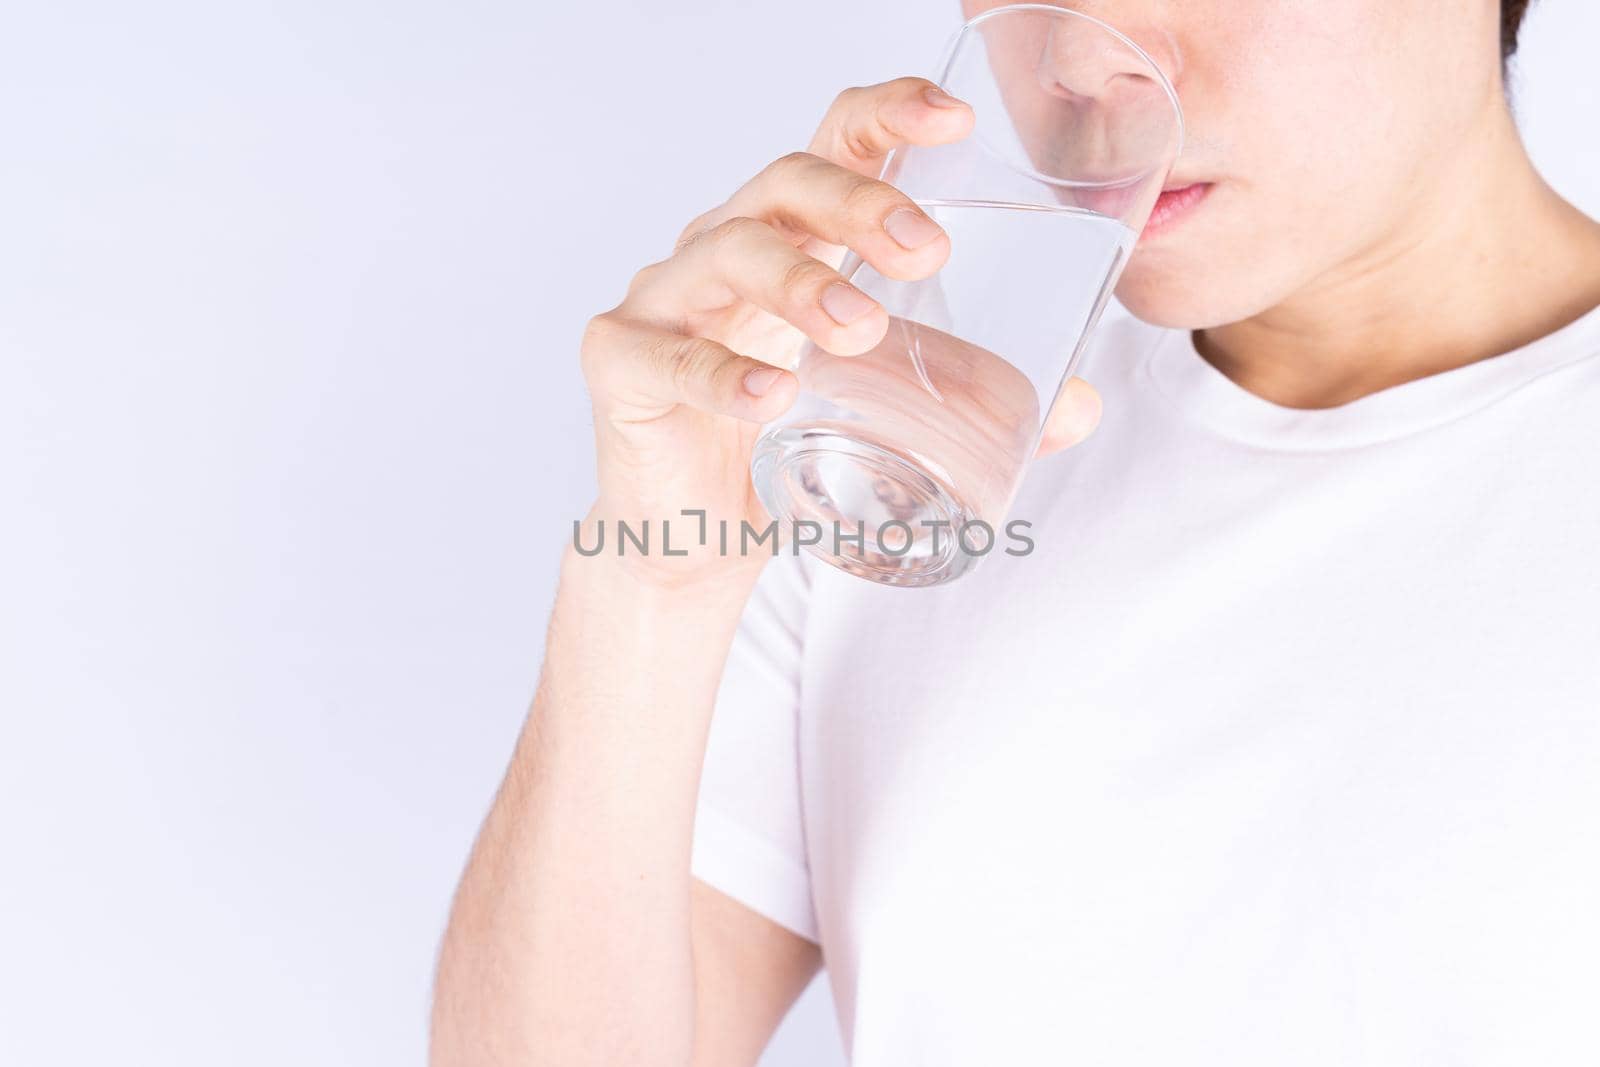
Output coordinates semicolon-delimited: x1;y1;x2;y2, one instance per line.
1141;181;1213;240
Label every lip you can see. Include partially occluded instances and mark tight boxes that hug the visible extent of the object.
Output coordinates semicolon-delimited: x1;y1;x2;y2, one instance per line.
1141;181;1213;240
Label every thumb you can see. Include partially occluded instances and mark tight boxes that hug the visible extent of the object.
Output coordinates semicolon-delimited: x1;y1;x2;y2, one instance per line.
1035;377;1103;457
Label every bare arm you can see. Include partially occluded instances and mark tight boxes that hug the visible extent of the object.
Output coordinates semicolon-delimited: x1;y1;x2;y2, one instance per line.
430;545;818;1066
689;880;821;1066
428;76;1101;1067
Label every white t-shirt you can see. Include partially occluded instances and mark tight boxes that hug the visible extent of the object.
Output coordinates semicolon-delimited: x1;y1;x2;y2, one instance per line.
690;305;1600;1064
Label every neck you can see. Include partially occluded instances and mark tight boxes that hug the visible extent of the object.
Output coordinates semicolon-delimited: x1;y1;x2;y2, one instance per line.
1194;95;1600;410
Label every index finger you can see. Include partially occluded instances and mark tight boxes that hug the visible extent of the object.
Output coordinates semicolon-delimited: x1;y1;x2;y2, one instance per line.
807;76;975;178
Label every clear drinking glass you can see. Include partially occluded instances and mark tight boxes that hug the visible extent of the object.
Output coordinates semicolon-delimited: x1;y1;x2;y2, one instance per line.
749;3;1183;587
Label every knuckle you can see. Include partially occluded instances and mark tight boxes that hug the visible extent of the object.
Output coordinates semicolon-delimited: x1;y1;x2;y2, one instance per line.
707;355;748;402
839;131;875;162
668;349;699;399
580;310;616;353
840;175;896;217
623;258;666;301
579;311;625;380
667;336;718;396
674;212;715;253
828;84;866;114
705;215;764;263
889;74;935;96
838;120;893;163
636;330;684;382
778;255;833;302
764;150;820;183
820;81;916;164
713;213;763;240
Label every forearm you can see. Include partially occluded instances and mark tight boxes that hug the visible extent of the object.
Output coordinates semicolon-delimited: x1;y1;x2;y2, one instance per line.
430;544;764;1067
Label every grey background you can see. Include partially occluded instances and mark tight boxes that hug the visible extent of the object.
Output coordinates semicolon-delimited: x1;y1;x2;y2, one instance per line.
0;2;1593;1065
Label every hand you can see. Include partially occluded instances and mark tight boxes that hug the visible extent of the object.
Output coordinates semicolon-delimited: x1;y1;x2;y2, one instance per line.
574;77;1101;591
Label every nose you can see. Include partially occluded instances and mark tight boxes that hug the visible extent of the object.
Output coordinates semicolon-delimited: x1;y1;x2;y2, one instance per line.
1036;9;1181;102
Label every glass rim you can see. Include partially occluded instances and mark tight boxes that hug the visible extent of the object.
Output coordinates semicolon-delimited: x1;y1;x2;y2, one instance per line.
930;2;1186;189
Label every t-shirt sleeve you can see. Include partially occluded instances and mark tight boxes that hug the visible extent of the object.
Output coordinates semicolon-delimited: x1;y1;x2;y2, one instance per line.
690;550;819;943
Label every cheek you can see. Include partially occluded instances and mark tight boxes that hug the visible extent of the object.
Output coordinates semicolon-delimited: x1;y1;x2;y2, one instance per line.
1110;3;1433;327
1209;6;1414;237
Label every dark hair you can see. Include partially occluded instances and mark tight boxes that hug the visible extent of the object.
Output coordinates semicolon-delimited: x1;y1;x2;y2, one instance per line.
1502;0;1532;62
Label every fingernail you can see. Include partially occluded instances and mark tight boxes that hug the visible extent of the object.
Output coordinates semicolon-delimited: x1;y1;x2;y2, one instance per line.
821;283;876;325
744;366;783;397
923;86;965;109
885;208;944;250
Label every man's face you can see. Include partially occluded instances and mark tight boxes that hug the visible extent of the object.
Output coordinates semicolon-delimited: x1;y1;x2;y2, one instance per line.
959;0;1504;329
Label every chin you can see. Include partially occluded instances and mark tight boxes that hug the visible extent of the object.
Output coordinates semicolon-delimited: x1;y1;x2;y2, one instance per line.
1113;268;1234;330
1114;250;1286;331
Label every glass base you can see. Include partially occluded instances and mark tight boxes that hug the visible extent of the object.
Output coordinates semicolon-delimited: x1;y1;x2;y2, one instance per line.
750;426;979;588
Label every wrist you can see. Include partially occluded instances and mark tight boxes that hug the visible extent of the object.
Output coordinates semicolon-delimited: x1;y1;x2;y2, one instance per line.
549;535;767;686
536;544;761;749
563;500;773;603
